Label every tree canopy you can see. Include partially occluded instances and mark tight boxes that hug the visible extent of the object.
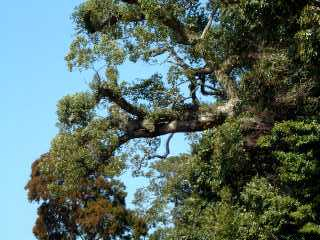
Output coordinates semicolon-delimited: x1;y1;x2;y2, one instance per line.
26;0;320;239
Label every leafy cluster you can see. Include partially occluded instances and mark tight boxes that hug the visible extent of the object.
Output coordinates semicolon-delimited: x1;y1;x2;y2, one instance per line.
26;154;147;240
144;119;320;240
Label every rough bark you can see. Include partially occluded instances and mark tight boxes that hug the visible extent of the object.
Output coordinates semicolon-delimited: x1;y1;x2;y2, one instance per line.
100;98;239;161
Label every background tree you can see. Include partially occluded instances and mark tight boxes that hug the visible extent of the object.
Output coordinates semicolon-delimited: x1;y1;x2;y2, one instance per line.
26;0;320;239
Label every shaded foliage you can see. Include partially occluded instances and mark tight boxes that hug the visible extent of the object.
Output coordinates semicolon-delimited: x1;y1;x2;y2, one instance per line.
144;120;320;239
26;154;147;240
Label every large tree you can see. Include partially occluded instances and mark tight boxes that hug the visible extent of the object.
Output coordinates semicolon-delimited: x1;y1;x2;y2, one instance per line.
26;0;320;239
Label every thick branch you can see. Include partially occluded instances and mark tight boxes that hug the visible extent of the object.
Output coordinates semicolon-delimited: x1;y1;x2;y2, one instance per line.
213;57;239;99
100;99;239;161
121;113;226;141
160;13;195;44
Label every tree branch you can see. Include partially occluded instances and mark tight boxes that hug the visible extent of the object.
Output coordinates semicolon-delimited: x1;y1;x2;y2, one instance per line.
160;12;195;44
200;13;214;39
213;57;239;99
147;47;170;58
97;85;147;118
170;49;191;69
100;99;239;162
169;51;238;100
94;73;146;118
189;80;199;105
150;133;174;159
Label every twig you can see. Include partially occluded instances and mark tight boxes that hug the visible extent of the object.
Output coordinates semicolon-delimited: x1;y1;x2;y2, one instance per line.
200;13;214;39
150;133;174;159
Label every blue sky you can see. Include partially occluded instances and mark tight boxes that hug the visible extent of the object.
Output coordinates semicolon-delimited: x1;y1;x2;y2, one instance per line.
0;1;188;239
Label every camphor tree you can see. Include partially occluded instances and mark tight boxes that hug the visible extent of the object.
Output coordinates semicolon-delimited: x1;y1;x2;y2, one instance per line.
26;0;320;239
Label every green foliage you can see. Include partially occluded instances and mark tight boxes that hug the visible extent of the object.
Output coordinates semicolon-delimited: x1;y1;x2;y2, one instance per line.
240;50;290;110
26;155;147;240
188;120;251;195
26;0;320;239
295;5;320;64
56;92;95;130
124;74;177;109
258;120;320;203
141;119;320;239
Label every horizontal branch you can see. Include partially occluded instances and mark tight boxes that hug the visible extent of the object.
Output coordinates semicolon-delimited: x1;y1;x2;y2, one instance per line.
147;47;170;58
100;99;239;161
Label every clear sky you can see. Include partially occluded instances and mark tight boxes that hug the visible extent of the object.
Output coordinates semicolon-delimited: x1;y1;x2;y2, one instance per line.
0;1;188;239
